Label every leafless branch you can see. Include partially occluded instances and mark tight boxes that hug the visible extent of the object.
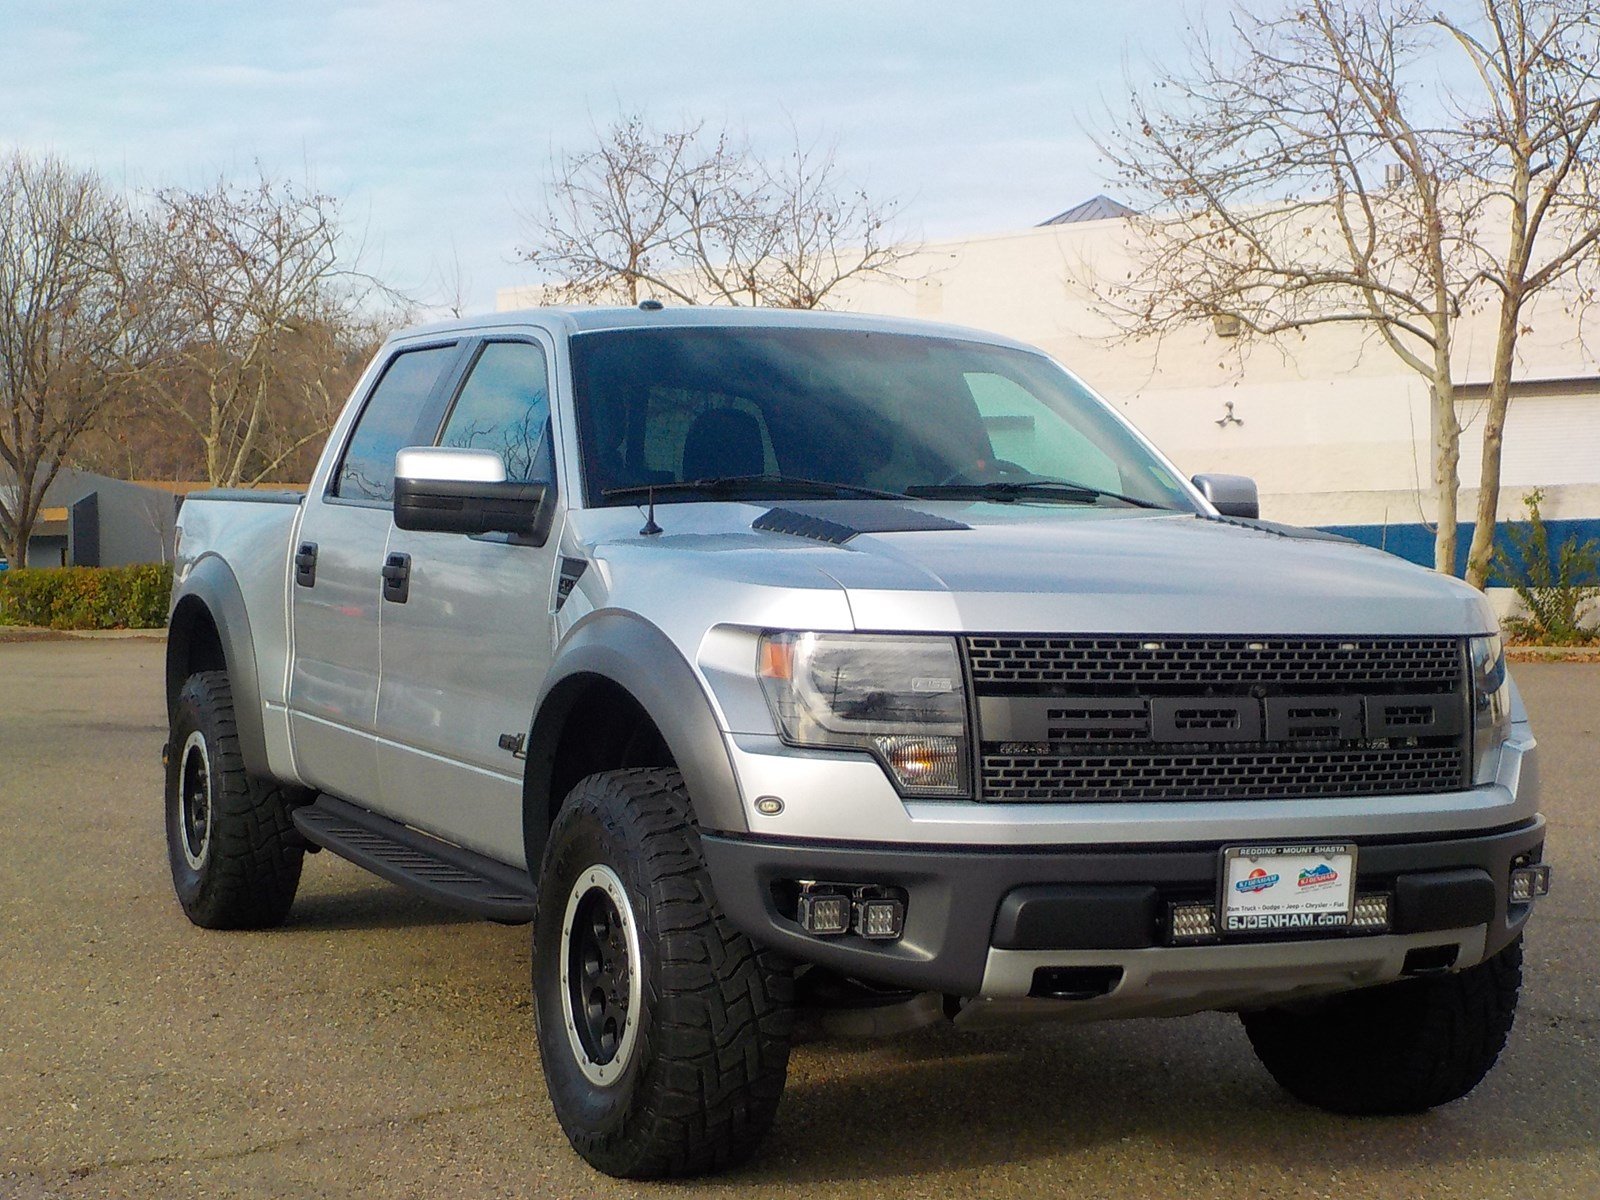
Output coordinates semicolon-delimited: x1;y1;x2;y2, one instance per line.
1088;0;1600;585
518;114;914;309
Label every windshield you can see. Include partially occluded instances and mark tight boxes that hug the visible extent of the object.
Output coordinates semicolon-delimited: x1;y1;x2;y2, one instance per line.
570;326;1199;512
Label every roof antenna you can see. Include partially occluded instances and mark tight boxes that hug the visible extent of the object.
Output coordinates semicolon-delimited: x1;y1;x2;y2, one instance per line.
640;487;662;536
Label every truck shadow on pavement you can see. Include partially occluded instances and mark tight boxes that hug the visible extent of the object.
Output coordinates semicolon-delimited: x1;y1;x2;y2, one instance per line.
285;883;481;932
743;1013;1599;1185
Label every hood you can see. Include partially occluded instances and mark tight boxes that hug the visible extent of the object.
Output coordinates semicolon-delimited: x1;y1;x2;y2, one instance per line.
572;500;1494;637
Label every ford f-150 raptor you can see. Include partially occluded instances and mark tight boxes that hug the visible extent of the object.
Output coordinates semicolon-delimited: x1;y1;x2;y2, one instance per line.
163;305;1549;1178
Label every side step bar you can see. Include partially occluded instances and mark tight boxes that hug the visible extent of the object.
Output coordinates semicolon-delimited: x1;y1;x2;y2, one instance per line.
292;794;535;924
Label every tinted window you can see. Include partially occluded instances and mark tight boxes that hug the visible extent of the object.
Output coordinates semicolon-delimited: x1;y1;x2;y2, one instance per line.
965;372;1122;493
437;341;553;482
333;345;458;501
570;327;1194;509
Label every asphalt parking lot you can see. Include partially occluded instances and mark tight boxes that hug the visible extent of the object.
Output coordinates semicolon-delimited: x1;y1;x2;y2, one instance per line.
1;637;1596;1200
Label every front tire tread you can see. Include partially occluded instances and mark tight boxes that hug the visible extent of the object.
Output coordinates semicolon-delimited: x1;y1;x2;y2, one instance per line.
535;767;792;1178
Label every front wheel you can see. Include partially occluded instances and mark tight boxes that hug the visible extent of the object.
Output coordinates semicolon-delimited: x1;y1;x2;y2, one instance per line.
532;768;793;1178
1241;938;1522;1115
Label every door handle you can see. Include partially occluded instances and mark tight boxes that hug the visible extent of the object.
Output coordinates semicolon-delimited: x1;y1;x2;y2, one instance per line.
294;542;318;588
381;552;411;604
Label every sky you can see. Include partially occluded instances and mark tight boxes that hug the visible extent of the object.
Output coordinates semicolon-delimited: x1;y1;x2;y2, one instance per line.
0;1;1199;313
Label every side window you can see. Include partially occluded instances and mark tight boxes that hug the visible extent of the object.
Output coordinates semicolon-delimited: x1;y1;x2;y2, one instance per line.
964;372;1122;493
334;345;458;501
437;341;553;482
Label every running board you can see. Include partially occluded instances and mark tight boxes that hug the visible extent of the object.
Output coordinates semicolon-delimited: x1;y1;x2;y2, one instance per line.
292;795;535;923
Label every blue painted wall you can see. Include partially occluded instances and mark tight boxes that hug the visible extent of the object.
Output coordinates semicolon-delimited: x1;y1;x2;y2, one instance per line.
1320;517;1600;577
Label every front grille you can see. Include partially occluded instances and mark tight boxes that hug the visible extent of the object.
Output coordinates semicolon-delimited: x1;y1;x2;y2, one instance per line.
982;744;1465;803
964;635;1470;802
966;636;1463;693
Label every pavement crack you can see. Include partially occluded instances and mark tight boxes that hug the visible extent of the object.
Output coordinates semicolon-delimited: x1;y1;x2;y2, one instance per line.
63;1092;533;1180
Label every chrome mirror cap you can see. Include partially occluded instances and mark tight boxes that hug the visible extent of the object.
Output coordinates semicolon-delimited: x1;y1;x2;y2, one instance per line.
394;446;507;485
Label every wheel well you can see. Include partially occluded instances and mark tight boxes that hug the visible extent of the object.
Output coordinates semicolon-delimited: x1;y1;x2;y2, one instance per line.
524;674;675;868
166;595;227;714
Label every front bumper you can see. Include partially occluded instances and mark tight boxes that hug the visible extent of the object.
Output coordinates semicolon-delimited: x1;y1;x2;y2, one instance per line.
700;817;1546;1004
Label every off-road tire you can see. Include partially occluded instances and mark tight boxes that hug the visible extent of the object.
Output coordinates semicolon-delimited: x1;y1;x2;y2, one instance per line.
165;671;303;929
532;768;793;1178
1241;937;1522;1115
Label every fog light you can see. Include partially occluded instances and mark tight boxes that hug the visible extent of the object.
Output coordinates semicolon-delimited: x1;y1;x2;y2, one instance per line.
854;896;905;940
1509;864;1551;904
1169;901;1218;943
797;889;851;935
1350;892;1391;931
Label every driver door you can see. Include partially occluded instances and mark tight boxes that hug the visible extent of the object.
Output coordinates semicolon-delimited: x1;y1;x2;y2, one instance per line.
372;336;563;866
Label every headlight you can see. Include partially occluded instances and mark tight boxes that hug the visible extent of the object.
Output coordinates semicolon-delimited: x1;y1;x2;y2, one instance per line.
757;632;970;796
1470;633;1511;785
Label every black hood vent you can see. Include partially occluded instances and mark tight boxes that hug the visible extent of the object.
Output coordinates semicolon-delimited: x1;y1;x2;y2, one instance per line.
752;501;970;546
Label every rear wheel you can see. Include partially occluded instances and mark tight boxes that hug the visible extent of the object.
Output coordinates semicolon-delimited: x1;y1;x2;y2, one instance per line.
164;671;303;929
1241;938;1522;1115
532;768;793;1178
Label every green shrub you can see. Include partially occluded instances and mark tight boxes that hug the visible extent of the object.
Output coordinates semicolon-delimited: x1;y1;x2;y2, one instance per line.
1491;489;1600;646
0;563;173;630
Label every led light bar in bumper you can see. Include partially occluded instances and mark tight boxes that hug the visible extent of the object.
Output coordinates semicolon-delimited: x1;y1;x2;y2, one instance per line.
1167;892;1391;945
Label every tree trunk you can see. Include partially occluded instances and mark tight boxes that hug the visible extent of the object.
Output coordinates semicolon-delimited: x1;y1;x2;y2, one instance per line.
1464;302;1521;589
2;506;33;569
1430;379;1461;575
0;524;25;568
2;451;42;568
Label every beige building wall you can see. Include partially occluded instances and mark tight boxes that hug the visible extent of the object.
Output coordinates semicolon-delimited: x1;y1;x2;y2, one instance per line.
496;213;1600;553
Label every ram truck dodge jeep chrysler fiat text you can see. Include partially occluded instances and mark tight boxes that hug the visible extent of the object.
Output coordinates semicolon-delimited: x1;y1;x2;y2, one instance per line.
163;306;1550;1178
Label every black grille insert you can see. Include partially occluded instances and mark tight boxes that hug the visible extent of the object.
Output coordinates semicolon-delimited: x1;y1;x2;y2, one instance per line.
982;744;1466;803
966;635;1470;802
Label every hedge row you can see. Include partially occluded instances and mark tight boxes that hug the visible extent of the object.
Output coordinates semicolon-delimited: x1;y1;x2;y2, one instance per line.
0;563;173;630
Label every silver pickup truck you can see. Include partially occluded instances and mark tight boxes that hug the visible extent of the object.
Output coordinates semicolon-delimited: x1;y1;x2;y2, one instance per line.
164;305;1549;1178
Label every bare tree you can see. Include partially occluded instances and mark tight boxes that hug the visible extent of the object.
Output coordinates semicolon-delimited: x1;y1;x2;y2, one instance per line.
141;170;391;488
0;151;148;568
520;115;912;309
1092;0;1600;586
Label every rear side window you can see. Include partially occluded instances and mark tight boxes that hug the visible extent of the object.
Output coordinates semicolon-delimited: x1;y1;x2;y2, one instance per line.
333;345;458;501
437;341;554;483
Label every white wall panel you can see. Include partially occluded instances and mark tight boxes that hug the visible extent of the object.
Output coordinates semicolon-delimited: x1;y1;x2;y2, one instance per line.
1458;393;1600;487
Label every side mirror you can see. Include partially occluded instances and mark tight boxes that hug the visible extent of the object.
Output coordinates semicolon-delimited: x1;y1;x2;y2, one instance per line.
393;447;553;541
1191;473;1259;520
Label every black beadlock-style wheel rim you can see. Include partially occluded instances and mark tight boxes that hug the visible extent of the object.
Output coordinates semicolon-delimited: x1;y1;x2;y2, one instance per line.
559;865;643;1086
178;730;212;871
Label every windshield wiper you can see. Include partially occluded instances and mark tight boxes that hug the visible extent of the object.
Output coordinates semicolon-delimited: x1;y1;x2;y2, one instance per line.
604;475;910;503
904;479;1173;510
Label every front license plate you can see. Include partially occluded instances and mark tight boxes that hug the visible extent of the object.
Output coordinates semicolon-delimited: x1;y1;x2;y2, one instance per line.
1220;843;1357;935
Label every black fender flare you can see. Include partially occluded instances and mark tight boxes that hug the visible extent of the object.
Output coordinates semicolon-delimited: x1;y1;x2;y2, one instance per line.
523;610;748;871
166;554;270;777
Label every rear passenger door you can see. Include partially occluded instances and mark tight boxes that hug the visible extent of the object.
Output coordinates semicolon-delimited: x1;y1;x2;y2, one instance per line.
372;337;563;865
287;340;464;806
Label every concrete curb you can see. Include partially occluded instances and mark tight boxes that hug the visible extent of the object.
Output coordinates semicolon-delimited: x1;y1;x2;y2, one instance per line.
0;625;167;643
1507;645;1600;663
